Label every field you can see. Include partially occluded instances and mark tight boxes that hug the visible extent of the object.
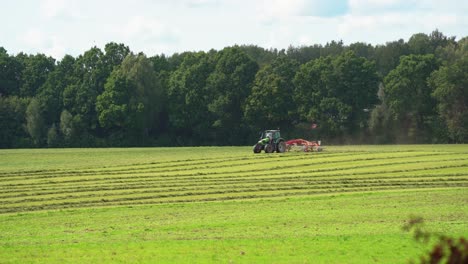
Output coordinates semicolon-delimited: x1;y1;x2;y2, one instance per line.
0;145;467;263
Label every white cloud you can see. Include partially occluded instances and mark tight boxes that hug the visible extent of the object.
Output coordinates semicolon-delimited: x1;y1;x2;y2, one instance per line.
258;0;346;18
337;12;462;44
19;28;67;58
21;28;48;47
3;1;467;58
185;0;219;8
120;16;179;43
111;16;182;55
39;0;81;19
40;0;66;18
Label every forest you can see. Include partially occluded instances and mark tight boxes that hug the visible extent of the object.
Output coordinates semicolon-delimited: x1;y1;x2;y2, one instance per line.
0;29;466;148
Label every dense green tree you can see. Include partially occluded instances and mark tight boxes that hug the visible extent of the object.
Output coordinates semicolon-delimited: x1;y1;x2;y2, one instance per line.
0;30;466;148
47;123;60;147
293;51;378;139
19;54;55;97
26;97;46;146
0;48;22;96
333;51;379;131
287;44;322;64
374;39;409;77
384;54;439;142
322;40;345;57
347;42;375;60
429;41;468;142
37;55;77;127
293;56;334;123
239;45;279;67
103;42;130;72
167;52;215;144
96;53;163;142
206;47;259;144
59;109;74;142
408;33;432;55
62;47;110;143
0;96;30;147
244;57;299;132
369;84;394;143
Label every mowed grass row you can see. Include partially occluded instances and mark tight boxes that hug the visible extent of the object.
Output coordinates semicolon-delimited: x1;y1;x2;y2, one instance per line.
1;146;467;214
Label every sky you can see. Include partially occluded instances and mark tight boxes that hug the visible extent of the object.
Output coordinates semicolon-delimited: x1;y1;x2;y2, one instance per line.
1;0;467;59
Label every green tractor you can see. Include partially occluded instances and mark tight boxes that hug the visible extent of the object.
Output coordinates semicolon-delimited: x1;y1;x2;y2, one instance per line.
253;130;286;153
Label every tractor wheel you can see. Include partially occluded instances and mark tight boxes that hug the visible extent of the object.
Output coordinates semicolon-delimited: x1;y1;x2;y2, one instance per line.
276;141;286;153
253;144;262;153
264;144;274;153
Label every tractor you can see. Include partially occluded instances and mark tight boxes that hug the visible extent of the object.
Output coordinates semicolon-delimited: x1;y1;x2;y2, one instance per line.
253;130;287;153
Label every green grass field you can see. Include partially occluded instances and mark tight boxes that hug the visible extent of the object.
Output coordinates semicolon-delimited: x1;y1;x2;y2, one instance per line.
0;145;467;263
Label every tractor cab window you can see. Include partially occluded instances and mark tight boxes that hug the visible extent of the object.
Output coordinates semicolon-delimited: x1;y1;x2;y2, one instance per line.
265;132;272;139
274;131;280;139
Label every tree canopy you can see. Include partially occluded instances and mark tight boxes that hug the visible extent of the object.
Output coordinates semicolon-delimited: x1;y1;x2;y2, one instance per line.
0;31;466;148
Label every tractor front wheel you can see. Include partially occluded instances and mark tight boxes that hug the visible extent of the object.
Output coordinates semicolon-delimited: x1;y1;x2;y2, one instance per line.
276;141;286;153
265;144;274;153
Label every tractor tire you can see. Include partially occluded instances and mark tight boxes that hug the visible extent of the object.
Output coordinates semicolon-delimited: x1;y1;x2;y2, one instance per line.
264;144;274;153
253;144;262;153
276;141;286;153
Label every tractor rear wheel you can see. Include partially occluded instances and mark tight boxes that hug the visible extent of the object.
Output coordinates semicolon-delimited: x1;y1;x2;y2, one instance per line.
253;144;262;153
276;141;286;153
265;144;274;153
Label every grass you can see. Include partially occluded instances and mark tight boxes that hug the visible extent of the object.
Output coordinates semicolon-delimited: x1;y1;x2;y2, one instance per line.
0;145;467;263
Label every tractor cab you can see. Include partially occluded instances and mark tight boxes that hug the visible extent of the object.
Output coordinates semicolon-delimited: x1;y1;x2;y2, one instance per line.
260;130;280;142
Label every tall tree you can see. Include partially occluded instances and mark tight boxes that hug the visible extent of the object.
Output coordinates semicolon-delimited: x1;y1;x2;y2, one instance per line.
0;96;30;148
429;39;468;142
0;48;22;96
293;51;378;139
384;54;439;142
37;55;77;127
244;57;299;132
374;39;409;77
333;51;379;131
167;52;215;144
26;97;46;146
19;54;55;97
103;42;130;72
408;33;432;55
206;47;259;144
62;47;108;143
96;53;163;142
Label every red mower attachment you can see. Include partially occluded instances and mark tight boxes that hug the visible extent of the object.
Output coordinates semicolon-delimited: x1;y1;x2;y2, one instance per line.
285;139;322;152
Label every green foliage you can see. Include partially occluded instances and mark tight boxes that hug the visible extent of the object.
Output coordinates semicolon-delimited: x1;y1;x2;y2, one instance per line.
0;48;22;96
244;57;299;131
167;52;215;144
207;47;259;144
0;96;30;147
60;109;73;141
26;97;45;146
18;53;55;97
429;45;468;143
293;51;378;139
47;123;60;147
0;30;467;147
384;54;439;142
97;53;163;143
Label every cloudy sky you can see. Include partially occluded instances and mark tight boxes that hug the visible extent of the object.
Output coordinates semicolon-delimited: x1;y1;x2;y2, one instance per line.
1;0;467;59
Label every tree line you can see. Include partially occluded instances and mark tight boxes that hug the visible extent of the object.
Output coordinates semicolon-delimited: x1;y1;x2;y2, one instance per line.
0;29;466;148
